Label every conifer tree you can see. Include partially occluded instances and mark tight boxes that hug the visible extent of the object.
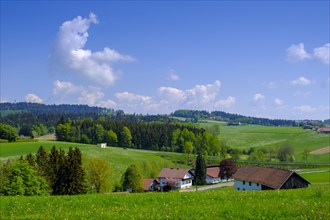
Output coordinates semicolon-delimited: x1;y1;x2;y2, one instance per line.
66;147;86;195
195;153;207;185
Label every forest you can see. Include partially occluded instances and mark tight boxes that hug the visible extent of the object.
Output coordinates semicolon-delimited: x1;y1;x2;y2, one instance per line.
55;118;226;156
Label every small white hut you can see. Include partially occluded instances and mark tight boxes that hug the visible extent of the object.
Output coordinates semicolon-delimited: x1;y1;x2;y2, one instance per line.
97;143;107;148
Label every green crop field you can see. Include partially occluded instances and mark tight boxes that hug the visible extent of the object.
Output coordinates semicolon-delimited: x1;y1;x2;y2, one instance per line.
198;121;330;162
1;186;329;219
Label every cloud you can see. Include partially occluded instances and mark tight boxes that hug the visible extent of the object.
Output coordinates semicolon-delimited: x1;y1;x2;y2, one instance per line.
313;43;330;64
112;80;229;113
286;43;310;62
166;69;180;81
215;96;236;108
294;105;316;113
286;43;329;65
51;13;134;86
53;80;82;95
25;93;43;103
98;99;117;109
254;93;265;102
290;77;312;86
186;80;221;107
274;98;283;107
78;87;104;106
293;91;311;97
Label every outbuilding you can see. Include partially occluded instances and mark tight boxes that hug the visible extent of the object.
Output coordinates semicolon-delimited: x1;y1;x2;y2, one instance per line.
233;166;310;191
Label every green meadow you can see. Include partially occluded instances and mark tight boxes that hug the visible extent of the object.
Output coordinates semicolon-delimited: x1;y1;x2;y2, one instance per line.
1;186;329;219
0;141;178;187
198;121;330;162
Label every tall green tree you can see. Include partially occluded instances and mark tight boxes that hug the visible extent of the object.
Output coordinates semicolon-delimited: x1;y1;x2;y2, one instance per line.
277;144;295;162
195;154;207;185
0;123;18;142
122;164;143;192
106;129;118;146
36;146;48;177
87;158;111;193
119;126;132;148
66;147;86;195
0;160;49;196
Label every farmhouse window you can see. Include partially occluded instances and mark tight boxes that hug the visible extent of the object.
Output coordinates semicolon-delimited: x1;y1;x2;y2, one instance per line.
249;182;251;186
243;181;245;185
257;183;259;186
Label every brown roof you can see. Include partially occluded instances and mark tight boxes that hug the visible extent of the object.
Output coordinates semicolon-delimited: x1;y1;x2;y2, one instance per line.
233;166;303;189
143;178;155;191
206;167;220;178
317;127;330;132
157;168;191;179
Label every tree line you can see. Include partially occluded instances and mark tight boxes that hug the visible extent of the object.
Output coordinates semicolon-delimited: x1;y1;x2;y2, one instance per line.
55;118;227;156
172;109;298;126
1;146;86;196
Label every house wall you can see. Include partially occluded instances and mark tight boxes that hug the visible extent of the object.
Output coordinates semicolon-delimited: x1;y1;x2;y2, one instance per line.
206;176;221;184
234;180;262;191
159;176;192;191
281;174;309;189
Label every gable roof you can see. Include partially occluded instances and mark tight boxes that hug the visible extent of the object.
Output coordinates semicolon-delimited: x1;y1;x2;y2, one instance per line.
233;166;309;189
157;168;191;179
143;178;155;191
206;166;220;178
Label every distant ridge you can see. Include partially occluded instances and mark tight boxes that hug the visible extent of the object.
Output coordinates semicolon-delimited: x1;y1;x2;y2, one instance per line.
172;109;299;126
0;102;114;116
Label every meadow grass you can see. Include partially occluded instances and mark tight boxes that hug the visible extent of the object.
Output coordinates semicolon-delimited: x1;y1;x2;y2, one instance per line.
301;171;330;184
0;141;177;187
1;186;329;219
198;121;330;162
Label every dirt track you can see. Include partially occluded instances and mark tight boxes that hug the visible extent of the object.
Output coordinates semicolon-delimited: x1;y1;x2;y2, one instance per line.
309;146;330;155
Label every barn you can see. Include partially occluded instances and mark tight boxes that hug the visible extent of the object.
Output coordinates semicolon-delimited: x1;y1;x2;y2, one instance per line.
233;166;310;191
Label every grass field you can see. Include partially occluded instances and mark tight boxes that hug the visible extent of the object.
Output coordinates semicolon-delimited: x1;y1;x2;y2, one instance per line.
0;141;179;188
1;186;329;219
198;121;330;162
300;171;330;184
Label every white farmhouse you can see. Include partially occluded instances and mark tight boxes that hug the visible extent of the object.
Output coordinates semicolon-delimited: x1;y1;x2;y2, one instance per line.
97;143;107;148
157;168;193;191
233;166;310;191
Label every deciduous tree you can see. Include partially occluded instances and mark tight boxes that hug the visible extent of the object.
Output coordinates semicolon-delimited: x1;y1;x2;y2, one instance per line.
219;158;237;181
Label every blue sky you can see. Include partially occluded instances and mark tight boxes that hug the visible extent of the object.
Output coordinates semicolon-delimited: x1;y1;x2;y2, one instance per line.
1;1;329;120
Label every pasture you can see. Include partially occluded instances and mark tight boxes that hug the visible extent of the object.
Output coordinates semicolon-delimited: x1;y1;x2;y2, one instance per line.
0;141;177;188
198;121;330;162
1;186;329;219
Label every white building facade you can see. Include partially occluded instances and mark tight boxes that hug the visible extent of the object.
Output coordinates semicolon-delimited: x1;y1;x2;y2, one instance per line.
234;180;262;191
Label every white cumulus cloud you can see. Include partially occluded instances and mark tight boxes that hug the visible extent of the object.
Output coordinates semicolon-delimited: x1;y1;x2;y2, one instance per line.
274;98;283;107
286;43;329;65
53;80;82;95
290;77;312;86
254;93;265;102
286;43;311;62
215;96;236;108
25;93;43;103
313;43;330;65
50;13;134;86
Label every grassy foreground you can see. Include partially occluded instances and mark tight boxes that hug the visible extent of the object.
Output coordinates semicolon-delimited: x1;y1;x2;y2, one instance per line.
1;186;329;219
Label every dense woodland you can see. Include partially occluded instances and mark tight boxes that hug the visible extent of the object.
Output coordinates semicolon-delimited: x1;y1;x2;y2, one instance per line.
55;118;225;156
